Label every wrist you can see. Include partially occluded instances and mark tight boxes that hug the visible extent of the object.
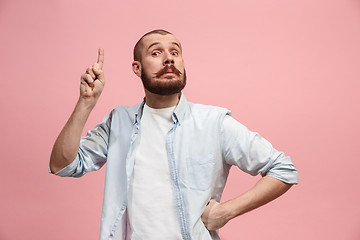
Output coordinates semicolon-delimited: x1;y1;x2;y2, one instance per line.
77;96;97;111
69;98;96;126
221;201;238;222
223;194;252;221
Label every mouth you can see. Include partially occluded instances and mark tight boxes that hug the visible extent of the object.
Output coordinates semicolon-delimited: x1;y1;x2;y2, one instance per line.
154;65;182;78
163;71;175;75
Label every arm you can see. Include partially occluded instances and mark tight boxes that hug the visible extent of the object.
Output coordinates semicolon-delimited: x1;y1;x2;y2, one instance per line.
201;176;292;230
201;115;298;230
49;48;105;173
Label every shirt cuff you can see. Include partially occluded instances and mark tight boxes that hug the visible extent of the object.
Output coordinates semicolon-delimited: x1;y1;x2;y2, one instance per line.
48;156;79;177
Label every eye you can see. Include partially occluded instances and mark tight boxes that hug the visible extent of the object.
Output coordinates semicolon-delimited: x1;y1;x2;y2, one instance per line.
151;50;161;56
171;51;178;56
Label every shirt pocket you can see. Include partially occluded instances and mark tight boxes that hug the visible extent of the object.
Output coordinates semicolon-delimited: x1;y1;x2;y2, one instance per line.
186;154;214;191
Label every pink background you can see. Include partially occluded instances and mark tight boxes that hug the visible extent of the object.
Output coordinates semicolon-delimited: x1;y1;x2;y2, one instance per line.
1;0;359;239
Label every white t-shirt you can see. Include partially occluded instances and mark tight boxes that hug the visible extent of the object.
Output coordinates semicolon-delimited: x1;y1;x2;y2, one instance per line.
127;104;182;239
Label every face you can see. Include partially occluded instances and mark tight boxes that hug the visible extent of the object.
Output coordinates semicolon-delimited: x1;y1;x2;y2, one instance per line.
133;33;186;95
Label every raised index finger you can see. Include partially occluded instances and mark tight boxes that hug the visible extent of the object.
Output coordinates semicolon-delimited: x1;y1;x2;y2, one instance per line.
97;48;104;69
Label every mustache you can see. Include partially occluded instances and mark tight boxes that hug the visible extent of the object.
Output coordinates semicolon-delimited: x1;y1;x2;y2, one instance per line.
154;65;182;78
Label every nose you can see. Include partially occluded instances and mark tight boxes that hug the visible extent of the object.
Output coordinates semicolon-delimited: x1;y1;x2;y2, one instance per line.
163;53;175;66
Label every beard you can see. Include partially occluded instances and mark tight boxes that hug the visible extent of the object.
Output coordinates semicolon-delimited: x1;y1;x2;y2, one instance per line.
141;65;187;95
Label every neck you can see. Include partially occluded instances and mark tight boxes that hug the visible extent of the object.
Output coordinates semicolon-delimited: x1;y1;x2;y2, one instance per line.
144;90;181;109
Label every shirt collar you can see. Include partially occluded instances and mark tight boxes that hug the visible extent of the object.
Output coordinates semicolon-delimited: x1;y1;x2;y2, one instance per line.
134;97;146;124
134;93;188;125
173;93;188;125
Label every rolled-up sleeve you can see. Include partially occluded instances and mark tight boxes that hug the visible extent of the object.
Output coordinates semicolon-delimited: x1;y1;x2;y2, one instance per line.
49;113;111;178
221;115;298;184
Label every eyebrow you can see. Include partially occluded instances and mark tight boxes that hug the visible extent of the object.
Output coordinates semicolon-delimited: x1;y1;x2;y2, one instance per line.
147;42;182;51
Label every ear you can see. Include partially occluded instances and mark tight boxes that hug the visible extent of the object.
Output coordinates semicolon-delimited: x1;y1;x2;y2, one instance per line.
132;61;142;77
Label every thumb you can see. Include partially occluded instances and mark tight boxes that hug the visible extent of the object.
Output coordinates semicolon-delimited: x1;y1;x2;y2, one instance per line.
93;65;105;85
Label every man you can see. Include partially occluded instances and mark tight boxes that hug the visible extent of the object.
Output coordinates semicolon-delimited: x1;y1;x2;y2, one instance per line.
49;29;298;240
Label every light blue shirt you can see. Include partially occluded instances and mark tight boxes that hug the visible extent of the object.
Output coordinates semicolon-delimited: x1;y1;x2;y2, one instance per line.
50;94;298;240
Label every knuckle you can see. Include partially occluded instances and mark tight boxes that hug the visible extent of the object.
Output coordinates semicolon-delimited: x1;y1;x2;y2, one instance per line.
86;75;93;81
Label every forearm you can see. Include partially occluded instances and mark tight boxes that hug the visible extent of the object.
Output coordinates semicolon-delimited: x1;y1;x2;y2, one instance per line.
224;176;293;220
49;99;94;173
202;176;293;230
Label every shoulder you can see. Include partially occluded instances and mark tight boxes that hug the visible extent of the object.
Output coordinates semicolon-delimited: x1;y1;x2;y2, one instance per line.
107;102;142;123
187;101;232;117
112;103;141;114
178;100;232;127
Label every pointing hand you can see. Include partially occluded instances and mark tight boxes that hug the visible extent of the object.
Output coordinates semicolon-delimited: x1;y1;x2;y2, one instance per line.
80;48;106;105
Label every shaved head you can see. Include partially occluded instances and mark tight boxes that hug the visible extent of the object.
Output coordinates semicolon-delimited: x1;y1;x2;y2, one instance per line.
133;29;174;62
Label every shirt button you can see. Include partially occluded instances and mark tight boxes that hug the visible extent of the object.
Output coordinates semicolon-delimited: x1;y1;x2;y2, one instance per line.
121;207;125;211
110;231;114;236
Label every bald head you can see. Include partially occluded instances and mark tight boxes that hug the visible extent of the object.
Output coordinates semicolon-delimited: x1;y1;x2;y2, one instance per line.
133;29;175;62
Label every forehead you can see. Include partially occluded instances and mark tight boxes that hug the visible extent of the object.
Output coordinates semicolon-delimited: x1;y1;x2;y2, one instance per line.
141;33;181;50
